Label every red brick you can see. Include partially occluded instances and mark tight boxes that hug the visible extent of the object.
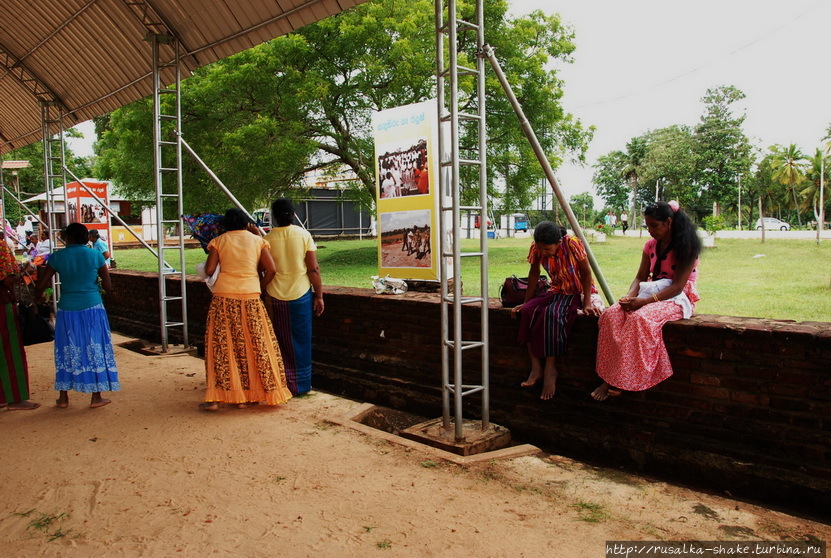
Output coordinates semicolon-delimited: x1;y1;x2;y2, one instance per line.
690;373;721;386
730;392;770;406
678;348;708;358
690;385;731;400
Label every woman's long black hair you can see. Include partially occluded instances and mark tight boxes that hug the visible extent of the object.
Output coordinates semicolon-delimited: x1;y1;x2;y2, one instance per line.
644;201;701;269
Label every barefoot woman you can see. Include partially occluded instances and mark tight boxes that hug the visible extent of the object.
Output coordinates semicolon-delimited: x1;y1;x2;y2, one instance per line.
591;201;701;400
36;223;119;408
513;222;601;400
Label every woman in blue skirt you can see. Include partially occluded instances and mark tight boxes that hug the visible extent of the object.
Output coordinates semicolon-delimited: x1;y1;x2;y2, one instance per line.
35;223;119;408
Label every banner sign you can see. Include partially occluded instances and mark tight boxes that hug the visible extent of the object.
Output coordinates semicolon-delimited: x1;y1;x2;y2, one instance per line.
372;100;444;281
65;180;112;254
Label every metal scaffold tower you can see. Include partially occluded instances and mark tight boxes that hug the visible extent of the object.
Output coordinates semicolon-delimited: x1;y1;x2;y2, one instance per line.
435;0;490;441
40;100;66;312
150;34;189;352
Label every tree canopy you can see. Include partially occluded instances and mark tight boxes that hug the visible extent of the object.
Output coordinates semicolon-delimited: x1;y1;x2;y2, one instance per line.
95;0;592;214
592;85;754;222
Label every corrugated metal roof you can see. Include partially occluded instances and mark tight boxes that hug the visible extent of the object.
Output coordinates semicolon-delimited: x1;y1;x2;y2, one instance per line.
0;0;368;154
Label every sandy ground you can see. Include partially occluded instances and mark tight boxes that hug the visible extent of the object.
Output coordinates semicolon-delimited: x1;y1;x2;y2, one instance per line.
0;333;828;557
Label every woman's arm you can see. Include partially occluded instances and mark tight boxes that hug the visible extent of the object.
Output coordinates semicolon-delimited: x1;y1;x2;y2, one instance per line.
623;259;694;312
98;265;112;292
577;257;601;317
204;247;219;276
34;264;57;300
510;259;541;317
305;250;324;317
618;251;651;311
259;247;277;293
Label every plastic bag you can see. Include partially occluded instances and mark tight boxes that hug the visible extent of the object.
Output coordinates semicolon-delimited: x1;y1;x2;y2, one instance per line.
371;275;408;295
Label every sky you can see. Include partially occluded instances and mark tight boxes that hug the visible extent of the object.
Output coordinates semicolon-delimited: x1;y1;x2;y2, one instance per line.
67;0;831;207
508;0;831;206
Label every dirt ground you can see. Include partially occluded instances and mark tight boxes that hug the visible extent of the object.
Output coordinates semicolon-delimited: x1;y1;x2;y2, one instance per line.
0;333;828;557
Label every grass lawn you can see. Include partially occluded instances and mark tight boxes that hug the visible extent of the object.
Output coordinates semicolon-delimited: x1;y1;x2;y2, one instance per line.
111;236;831;322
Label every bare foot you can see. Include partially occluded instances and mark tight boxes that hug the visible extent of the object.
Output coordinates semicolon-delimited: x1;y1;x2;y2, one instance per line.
8;401;40;411
520;370;541;388
56;392;69;408
0;403;7;409
199;402;219;412
90;398;111;409
540;359;558;400
591;383;622;401
540;379;556;400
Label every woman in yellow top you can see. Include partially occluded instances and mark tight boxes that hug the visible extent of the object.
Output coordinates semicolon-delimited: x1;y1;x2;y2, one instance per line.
262;198;324;396
200;208;292;411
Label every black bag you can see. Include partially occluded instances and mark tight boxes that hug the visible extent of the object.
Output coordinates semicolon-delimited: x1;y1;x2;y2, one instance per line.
500;275;550;308
18;302;54;346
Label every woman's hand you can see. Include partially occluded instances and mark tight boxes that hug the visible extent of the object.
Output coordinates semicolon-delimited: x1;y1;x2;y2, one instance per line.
582;302;602;317
619;296;648;312
510;304;523;318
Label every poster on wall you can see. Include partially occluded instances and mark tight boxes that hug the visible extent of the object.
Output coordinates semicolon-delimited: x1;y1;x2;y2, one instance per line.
65;180;112;256
373;100;447;281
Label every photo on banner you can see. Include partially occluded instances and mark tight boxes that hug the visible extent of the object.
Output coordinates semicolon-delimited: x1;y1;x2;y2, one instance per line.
65;180;112;251
372;100;442;281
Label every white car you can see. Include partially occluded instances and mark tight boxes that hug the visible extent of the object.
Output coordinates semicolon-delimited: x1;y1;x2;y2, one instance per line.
755;217;790;231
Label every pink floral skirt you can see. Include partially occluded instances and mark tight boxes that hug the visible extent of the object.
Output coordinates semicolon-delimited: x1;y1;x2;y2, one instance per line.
595;300;683;391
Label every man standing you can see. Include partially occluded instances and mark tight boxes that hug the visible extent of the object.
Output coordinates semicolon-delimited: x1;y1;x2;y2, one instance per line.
620;211;629;235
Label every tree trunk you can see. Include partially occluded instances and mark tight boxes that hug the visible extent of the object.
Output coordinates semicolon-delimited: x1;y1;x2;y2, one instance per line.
759;197;765;244
791;181;803;226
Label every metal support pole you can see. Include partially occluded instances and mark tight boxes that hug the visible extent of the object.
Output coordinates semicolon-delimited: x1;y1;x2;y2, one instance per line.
481;44;615;306
180;139;266;235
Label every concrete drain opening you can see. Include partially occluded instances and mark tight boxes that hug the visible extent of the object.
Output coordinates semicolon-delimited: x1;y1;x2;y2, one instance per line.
117;339;197;357
332;403;540;465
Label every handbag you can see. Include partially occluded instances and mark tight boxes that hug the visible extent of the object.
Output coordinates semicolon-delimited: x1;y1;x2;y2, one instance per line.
18;302;54;346
500;275;550;308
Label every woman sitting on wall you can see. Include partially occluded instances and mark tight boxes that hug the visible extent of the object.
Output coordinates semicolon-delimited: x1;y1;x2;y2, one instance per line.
591;201;701;401
513;221;601;400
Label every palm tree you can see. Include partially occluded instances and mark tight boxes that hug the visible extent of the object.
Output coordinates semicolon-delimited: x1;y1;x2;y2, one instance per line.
622;137;648;219
800;148;830;225
770;144;808;226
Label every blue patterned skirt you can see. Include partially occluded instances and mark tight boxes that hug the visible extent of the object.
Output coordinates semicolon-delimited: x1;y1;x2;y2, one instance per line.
54;304;120;393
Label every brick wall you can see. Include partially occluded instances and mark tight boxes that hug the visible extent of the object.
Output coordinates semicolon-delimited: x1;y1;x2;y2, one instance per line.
106;271;831;516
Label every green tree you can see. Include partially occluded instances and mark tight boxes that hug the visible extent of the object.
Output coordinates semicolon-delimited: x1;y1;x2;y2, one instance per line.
96;0;591;213
1;128;90;223
591;137;646;213
693;85;753;212
568;191;594;227
769;143;808;226
752;152;788;225
799;147;830;224
637;125;701;214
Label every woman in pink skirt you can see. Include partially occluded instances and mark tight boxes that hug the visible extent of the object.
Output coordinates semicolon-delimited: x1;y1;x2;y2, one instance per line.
591;201;701;400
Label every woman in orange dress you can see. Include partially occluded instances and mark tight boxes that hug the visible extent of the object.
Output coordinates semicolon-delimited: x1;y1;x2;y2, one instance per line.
200;208;292;411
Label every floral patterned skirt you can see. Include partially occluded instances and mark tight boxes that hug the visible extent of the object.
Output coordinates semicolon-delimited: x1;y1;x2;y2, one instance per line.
204;295;292;405
595;300;683;391
54;304;120;393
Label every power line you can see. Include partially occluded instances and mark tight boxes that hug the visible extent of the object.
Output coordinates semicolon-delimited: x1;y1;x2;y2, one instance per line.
572;0;826;109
